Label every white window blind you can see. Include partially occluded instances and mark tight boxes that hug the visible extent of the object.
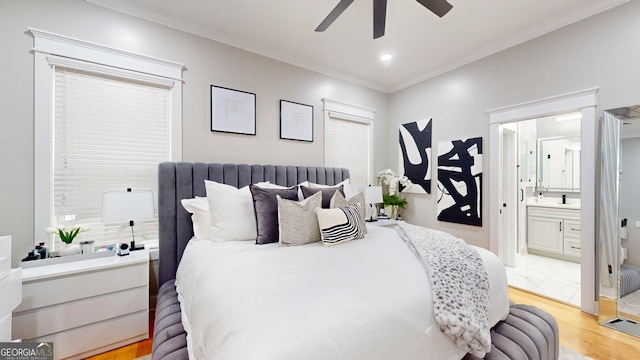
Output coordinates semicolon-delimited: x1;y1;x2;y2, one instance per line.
53;67;170;248
325;115;371;187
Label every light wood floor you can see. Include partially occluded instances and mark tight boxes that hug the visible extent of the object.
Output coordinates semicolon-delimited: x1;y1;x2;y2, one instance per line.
88;287;640;359
509;287;640;360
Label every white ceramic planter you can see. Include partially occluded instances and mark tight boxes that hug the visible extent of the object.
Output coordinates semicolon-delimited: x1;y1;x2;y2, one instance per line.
57;243;81;257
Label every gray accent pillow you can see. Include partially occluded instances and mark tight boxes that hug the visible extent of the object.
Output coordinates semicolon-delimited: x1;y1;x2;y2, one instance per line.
250;184;299;244
277;191;322;246
300;184;344;208
330;191;367;234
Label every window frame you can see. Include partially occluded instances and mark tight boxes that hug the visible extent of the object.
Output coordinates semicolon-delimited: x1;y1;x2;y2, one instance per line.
31;28;184;248
321;98;375;187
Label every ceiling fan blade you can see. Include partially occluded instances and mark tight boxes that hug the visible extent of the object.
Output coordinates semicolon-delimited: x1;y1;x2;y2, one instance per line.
373;0;387;39
315;0;355;32
416;0;453;18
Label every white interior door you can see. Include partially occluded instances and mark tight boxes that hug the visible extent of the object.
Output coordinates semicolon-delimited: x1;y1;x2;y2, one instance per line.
502;128;518;267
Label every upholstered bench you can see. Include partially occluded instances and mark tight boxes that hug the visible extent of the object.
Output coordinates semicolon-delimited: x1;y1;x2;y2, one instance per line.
463;303;559;360
152;280;188;360
620;264;640;298
152;281;559;360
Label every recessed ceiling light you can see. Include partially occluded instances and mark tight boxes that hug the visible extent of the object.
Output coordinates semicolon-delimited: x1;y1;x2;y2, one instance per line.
380;53;392;61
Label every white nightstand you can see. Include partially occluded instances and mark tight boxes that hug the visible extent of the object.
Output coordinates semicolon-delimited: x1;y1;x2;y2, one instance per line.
0;235;21;342
13;249;149;359
367;218;404;228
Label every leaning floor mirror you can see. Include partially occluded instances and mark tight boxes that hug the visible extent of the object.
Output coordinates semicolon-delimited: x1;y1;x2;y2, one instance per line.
599;105;640;337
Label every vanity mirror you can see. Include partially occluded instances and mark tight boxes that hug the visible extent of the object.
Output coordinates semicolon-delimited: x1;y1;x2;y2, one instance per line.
537;136;581;192
599;105;640;337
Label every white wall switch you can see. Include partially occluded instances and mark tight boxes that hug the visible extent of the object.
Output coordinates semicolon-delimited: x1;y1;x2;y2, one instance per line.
636;220;640;228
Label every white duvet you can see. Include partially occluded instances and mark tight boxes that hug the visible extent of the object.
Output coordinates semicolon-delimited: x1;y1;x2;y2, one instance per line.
175;225;509;360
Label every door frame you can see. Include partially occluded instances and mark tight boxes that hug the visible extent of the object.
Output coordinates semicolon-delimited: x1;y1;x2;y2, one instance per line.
488;87;599;314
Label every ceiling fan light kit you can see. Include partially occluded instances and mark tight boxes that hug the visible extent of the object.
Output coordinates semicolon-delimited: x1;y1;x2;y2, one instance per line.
315;0;453;39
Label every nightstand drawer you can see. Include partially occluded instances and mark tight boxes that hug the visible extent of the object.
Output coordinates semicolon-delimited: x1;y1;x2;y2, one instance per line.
17;262;147;312
13;286;147;340
32;311;148;360
0;269;21;317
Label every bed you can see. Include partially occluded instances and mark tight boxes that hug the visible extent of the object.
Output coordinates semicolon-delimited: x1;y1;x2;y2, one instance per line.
153;162;559;360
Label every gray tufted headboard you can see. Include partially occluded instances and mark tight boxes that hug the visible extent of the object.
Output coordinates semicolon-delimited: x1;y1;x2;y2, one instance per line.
158;162;350;285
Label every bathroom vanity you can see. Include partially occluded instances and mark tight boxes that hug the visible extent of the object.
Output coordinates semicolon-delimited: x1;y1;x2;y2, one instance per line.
527;202;581;262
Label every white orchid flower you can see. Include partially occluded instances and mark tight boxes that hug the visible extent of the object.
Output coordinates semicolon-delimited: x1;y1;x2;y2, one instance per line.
376;168;413;197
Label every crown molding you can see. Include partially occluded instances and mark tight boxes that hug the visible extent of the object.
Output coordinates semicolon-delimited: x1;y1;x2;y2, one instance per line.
391;0;629;92
88;0;627;94
86;0;390;93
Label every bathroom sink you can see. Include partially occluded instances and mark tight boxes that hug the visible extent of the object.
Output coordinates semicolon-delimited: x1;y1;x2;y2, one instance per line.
527;202;580;210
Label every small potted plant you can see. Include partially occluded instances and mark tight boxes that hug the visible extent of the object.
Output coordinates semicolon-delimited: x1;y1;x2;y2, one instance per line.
382;194;408;220
46;224;90;256
377;169;412;220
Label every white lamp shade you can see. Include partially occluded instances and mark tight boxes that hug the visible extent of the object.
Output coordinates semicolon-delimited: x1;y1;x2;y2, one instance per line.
102;189;155;223
364;186;383;204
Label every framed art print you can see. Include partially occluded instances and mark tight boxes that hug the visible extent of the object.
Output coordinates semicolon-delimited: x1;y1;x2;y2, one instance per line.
210;85;256;135
280;100;313;142
399;118;432;194
437;137;483;226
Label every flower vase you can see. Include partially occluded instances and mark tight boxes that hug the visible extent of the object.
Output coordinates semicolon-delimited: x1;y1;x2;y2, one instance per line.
58;243;81;257
388;205;399;220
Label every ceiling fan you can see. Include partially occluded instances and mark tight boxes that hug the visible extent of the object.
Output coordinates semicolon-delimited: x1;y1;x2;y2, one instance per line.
315;0;453;39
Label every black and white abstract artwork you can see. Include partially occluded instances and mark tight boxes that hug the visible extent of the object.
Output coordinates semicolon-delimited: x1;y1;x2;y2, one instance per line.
437;137;482;226
399;119;432;194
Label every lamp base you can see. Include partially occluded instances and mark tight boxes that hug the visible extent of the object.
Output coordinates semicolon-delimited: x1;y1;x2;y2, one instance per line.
365;204;379;222
130;240;145;251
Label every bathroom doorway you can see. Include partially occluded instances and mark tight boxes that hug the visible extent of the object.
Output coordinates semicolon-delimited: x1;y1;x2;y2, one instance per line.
501;115;582;306
488;88;599;314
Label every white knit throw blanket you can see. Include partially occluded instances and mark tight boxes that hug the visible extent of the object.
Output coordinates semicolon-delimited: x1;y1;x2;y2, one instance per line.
395;222;491;357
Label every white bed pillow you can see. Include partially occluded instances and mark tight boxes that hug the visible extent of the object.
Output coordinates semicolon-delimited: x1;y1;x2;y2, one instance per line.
310;179;354;199
204;180;258;242
180;197;211;241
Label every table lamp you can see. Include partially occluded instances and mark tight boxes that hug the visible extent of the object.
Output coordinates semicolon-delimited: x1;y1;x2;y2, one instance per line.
364;185;383;222
102;188;155;251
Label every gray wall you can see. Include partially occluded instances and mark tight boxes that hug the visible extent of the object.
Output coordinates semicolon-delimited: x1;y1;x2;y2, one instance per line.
0;0;390;266
390;1;640;249
620;137;640;268
4;0;640;263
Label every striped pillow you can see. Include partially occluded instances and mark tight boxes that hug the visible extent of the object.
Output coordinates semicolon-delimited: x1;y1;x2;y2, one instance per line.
316;203;365;246
329;191;367;234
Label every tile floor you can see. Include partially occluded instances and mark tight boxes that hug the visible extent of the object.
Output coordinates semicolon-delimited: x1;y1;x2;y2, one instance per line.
505;253;581;307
